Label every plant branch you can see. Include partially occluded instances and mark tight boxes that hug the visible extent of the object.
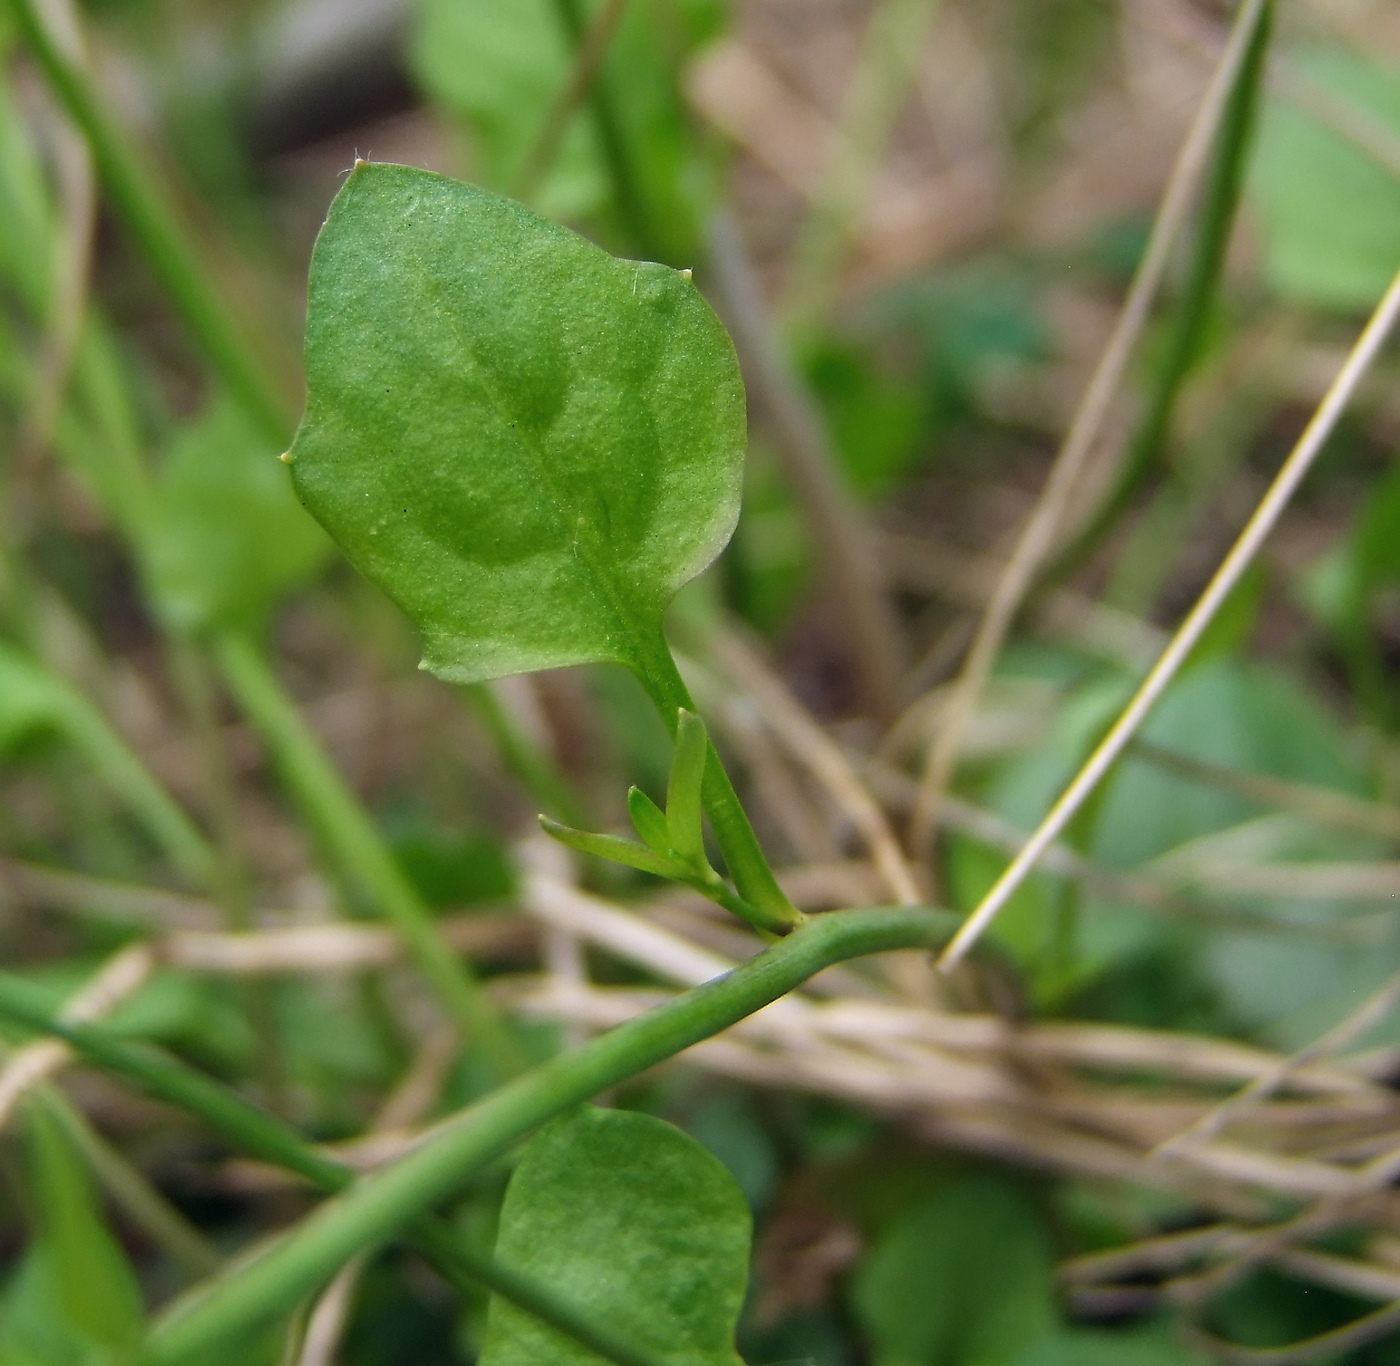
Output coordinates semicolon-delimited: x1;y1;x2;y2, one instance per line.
937;258;1400;972
138;904;953;1362
0;972;678;1366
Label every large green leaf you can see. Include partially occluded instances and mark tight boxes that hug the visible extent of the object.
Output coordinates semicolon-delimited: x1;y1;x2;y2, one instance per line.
1249;48;1400;310
479;1105;750;1366
143;395;330;632
286;162;745;686
0;1104;145;1366
851;1174;1056;1366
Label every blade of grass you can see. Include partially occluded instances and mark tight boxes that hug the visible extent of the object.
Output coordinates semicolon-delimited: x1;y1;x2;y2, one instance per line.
1053;0;1273;574
907;0;1274;860
514;0;632;204
779;0;945;331
547;0;653;256
39;1088;222;1280
6;0;294;445
937;259;1400;973
39;661;217;886
212;630;527;1081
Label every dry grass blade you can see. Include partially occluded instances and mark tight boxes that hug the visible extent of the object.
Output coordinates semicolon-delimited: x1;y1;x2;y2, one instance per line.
294;1254;369;1366
711;630;921;904
513;0;632;203
1188;1299;1400;1366
707;210;904;721
0;942;153;1129
937;259;1400;972
780;0;945;328
907;0;1272;860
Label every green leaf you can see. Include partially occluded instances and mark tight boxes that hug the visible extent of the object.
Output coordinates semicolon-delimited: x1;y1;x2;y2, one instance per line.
480;1105;750;1366
409;0;604;221
0;1103;145;1366
286;162;745;688
1249;48;1400;310
627;786;672;856
0;642;63;753
143;395;330;632
540;816;680;878
852;1174;1056;1366
666;708;708;866
408;0;719;261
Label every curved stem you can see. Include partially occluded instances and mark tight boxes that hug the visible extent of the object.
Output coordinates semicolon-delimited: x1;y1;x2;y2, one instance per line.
0;977;668;1366
138;904;954;1363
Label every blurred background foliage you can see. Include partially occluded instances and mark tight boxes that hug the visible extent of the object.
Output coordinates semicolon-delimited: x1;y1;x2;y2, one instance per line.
5;0;1400;1362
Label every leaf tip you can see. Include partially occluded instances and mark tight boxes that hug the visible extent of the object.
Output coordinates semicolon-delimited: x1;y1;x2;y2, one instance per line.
278;450;293;464
679;268;693;282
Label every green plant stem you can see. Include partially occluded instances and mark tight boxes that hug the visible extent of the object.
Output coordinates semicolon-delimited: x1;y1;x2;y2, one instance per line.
630;633;802;934
548;0;655;258
5;0;293;446
47;669;217;887
212;630;526;1079
140;904;956;1363
0;977;671;1366
1053;0;1272;576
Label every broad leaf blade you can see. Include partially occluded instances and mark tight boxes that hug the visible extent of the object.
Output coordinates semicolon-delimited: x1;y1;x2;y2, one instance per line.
287;163;745;686
480;1105;750;1366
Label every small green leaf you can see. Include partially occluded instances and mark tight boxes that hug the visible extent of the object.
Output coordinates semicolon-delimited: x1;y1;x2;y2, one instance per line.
627;786;671;856
287;162;745;689
852;1174;1056;1366
480;1105;750;1366
409;0;604;221
0;643;62;754
143;395;330;632
0;1102;145;1366
666;708;708;866
540;816;679;878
